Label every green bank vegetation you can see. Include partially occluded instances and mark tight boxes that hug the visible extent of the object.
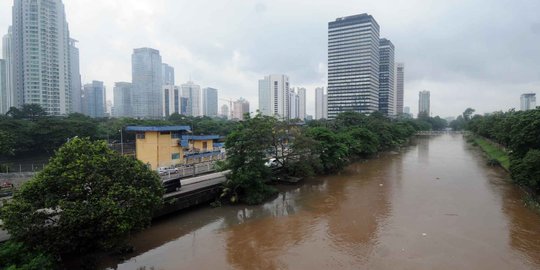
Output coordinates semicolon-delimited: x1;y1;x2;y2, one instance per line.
0;138;163;269
453;108;540;198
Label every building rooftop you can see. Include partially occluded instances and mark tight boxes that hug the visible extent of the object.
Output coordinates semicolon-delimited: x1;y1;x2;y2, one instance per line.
125;126;191;132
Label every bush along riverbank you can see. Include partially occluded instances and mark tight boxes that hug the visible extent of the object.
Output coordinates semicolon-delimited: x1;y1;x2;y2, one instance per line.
466;134;510;171
465;108;540;204
219;111;442;205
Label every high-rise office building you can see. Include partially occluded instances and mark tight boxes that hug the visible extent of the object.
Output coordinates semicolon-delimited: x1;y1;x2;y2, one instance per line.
233;98;250;120
221;104;230;119
0;59;6;113
396;63;405;115
69;39;82;113
2;27;13;113
258;74;290;119
162;63;175;86
113;82;132;117
520;93;536;111
82;81;106;118
379;38;395;116
132;48;163;119
418;90;430;117
328;14;380;118
11;0;72;115
162;85;181;117
202;87;218;117
181;81;201;117
315;87;327;120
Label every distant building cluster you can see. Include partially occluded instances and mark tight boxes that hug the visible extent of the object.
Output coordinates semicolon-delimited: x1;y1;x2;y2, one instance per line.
418;90;431;117
258;74;306;120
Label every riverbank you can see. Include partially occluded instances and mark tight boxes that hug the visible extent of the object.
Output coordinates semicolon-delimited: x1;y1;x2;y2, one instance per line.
469;136;510;171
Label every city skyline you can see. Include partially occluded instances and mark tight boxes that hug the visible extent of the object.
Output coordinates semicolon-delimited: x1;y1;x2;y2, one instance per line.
0;1;539;118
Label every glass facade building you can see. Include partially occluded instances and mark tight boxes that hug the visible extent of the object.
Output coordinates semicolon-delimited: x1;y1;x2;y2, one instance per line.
132;48;163;119
396;63;405;115
379;38;395;116
328;14;380;118
202;87;218;117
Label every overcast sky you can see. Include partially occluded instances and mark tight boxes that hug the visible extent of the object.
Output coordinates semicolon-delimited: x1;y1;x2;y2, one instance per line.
1;0;539;118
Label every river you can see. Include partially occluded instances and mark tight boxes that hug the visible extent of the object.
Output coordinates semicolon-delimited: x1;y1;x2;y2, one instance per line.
102;134;540;270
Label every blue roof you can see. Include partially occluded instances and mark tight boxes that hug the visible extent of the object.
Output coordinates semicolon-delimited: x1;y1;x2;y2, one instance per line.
125;126;191;132
181;135;221;140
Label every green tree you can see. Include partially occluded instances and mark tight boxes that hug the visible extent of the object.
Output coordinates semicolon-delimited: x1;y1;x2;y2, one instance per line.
221;114;277;204
0;138;164;255
306;127;349;173
0;130;15;156
0;241;56;270
510;149;540;193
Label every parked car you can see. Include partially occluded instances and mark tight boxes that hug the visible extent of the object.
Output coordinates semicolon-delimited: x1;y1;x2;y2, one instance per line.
264;158;279;168
157;167;179;175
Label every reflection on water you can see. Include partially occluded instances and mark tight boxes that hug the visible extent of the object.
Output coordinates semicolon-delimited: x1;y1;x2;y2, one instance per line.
103;135;540;270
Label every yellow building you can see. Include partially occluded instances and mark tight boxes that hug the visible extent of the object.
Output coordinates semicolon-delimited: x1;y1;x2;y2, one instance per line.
126;126;223;169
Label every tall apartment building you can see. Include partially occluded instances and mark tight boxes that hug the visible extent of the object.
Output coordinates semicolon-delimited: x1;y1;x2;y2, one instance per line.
202;87;218;117
181;81;201;117
418;90;430;117
132;48;163;119
315;87;328;120
69;39;82;113
379;38;395;116
221;104;229;119
0;59;6;113
162;63;175;86
82;81;106;118
295;87;307;120
2;27;13;113
289;90;299;119
258;74;290;119
520;93;536;111
328;14;380;118
162;85;181;117
396;63;405;115
233;98;250;120
113;82;132;117
10;0;72;115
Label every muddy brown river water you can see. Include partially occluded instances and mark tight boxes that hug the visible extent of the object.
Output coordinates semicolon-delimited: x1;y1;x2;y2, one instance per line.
103;134;540;270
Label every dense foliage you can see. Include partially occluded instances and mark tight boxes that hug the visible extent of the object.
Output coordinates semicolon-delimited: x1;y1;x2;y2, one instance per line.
0;138;164;256
222;111;423;204
0;241;56;270
0;105;238;159
466;109;540;194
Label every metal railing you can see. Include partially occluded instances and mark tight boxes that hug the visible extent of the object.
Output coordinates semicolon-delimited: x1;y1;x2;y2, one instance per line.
160;162;220;181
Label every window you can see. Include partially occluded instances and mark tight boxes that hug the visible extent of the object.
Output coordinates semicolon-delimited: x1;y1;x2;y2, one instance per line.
160;131;170;135
202;142;208;150
136;133;145;139
171;153;180;160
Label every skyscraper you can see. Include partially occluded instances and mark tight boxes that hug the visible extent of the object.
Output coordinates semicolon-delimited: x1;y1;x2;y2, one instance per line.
0;59;6;113
162;85;181;117
297;87;306;120
69;39;82;113
181;81;201;117
396;63;405;115
202;87;218;117
113;82;132;117
258;74;290;119
82;81;106;118
162;63;175;86
221;104;230;119
379;38;395;116
520;93;536;111
289;90;298;119
11;0;72;115
418;90;430;117
2;27;13;113
132;48;163;119
315;87;327;120
328;14;380;118
233;98;250;120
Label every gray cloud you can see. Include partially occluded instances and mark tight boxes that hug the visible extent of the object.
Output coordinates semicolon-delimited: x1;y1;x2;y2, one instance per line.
0;0;539;118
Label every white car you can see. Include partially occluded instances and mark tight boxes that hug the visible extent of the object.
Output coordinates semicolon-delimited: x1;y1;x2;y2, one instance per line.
157;167;179;175
264;158;279;167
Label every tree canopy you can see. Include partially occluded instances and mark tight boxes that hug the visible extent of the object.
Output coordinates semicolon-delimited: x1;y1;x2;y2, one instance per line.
0;137;164;255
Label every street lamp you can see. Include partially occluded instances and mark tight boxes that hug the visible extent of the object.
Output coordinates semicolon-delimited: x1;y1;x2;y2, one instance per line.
119;129;124;155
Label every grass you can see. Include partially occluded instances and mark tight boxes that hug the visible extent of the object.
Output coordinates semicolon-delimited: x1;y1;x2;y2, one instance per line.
473;137;510;171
